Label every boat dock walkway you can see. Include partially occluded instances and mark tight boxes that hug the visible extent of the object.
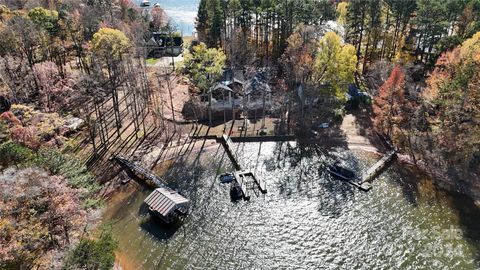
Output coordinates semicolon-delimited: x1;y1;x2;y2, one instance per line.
113;155;168;188
219;134;267;200
349;179;373;192
357;150;397;188
113;156;190;223
234;170;267;200
220;134;242;170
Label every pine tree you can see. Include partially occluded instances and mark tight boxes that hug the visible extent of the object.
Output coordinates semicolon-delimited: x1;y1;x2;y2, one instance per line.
414;0;450;65
346;0;368;68
207;0;224;47
196;0;209;42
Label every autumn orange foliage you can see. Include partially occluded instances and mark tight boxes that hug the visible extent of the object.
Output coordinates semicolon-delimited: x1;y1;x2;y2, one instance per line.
372;65;410;136
0;111;21;126
9;126;40;151
424;32;480;162
0;168;86;269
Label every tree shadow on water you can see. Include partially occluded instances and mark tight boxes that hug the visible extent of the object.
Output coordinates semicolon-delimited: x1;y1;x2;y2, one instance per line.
386;162;427;207
317;172;356;218
387;163;480;263
449;193;480;264
391;167;421;207
265;142;357;217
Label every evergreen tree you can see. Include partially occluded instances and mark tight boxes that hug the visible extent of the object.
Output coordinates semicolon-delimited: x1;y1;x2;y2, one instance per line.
207;0;224;47
196;0;209;42
414;0;450;65
362;0;382;74
63;231;118;270
346;0;368;68
384;0;416;60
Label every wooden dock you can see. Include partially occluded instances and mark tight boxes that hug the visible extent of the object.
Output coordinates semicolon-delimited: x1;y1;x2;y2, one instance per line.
190;134;296;142
248;171;267;194
113;155;191;221
234;170;267;200
358;150;397;185
349;180;373;192
234;171;249;200
113;155;168;188
218;134;267;200
220;134;242;170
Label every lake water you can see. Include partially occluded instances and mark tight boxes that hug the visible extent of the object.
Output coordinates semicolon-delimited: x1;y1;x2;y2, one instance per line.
138;0;199;35
104;142;480;269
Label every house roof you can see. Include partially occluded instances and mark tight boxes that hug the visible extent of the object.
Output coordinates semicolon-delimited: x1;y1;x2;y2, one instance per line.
245;75;271;96
223;77;245;86
221;69;245;86
144;188;189;217
148;33;183;47
233;70;245;82
209;83;233;93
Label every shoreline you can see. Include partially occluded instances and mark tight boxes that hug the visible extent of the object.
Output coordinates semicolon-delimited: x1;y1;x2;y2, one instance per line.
104;135;478;270
395;153;480;208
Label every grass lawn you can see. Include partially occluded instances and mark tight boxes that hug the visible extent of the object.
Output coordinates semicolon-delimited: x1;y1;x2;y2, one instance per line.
146;58;160;65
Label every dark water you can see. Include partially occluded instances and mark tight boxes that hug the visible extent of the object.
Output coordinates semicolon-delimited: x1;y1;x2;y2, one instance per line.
104;142;480;269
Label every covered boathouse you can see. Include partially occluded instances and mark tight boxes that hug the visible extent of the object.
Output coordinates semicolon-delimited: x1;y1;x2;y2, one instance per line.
144;187;190;223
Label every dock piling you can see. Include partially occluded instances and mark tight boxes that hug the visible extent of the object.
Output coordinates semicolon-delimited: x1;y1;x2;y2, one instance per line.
349;150;396;191
220;134;267;200
358;150;397;185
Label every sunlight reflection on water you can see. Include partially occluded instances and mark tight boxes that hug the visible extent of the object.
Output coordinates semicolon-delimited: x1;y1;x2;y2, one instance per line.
138;0;199;35
105;142;480;270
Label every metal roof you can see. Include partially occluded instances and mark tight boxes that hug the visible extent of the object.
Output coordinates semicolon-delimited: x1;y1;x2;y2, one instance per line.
208;83;233;93
144;188;189;217
245;75;271;96
223;77;245;86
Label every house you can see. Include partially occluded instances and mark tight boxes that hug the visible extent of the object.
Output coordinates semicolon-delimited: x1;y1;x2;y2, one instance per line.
242;73;273;119
145;32;184;57
244;73;272;104
207;82;242;112
221;69;245;97
209;83;234;104
201;69;246;121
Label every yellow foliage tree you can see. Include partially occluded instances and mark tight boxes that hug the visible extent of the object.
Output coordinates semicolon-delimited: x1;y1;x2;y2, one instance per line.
459;31;480;62
314;31;357;100
182;42;226;92
336;2;348;26
91;28;130;60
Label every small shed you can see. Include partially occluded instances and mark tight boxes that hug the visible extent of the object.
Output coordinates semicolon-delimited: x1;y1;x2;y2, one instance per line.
144;187;190;223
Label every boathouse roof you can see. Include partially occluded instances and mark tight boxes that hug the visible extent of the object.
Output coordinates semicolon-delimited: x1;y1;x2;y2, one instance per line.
144;188;190;217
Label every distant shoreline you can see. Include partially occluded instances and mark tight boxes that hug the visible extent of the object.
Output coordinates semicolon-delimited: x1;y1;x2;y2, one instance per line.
136;0;198;35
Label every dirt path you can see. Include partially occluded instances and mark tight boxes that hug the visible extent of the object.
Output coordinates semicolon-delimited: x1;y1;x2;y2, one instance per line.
145;55;184;68
146;70;191;123
340;113;379;153
141;137;218;168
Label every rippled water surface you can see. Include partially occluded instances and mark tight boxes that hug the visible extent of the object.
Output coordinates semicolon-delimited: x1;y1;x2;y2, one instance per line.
137;0;199;35
104;142;480;269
